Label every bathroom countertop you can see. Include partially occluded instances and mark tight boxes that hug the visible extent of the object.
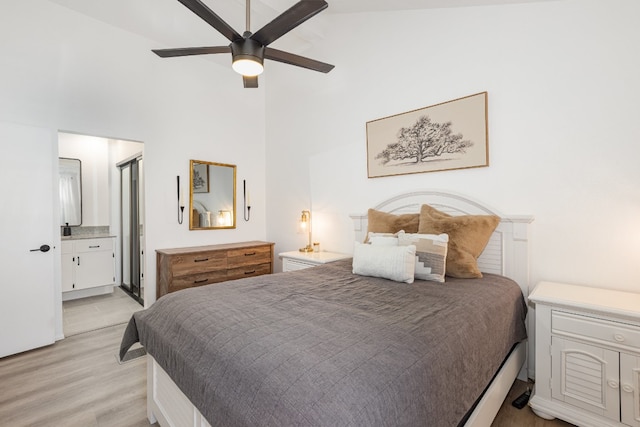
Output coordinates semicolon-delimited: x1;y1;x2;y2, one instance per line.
61;234;116;240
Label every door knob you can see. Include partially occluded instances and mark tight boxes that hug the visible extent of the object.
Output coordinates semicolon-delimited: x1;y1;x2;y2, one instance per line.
30;244;51;253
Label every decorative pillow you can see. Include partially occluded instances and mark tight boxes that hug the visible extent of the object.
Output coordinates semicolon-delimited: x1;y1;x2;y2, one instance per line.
365;209;420;242
418;204;500;279
352;242;416;283
367;231;400;246
397;231;448;283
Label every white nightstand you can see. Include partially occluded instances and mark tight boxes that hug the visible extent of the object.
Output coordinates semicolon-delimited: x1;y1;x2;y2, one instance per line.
279;251;351;272
528;281;640;427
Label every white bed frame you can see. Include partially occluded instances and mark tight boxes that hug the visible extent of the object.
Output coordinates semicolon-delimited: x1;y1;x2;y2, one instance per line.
146;190;534;427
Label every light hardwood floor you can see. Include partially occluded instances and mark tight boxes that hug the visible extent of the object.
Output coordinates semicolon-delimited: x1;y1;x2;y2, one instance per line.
0;324;153;427
63;286;142;336
494;380;575;427
1;323;575;427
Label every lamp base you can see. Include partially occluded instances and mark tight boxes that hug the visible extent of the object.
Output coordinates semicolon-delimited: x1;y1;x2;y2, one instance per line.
299;246;314;253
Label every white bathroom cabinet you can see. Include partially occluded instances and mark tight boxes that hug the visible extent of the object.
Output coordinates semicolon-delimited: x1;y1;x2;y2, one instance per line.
61;237;115;292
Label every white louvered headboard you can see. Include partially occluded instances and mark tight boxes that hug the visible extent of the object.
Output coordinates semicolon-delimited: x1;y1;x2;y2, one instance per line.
349;190;534;299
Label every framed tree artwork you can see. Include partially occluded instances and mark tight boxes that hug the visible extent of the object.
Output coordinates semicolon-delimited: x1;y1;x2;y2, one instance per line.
366;92;488;178
192;162;210;193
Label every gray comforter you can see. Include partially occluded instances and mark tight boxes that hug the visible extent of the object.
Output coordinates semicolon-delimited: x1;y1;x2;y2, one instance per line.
120;259;527;426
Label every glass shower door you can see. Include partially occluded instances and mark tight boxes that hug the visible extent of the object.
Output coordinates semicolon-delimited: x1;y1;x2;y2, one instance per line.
120;158;143;304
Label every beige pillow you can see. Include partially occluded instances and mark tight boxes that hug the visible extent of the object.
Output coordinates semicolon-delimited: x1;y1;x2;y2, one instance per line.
365;209;420;242
418;204;500;278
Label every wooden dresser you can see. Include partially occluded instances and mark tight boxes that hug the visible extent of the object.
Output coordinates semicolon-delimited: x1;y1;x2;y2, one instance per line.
156;241;274;298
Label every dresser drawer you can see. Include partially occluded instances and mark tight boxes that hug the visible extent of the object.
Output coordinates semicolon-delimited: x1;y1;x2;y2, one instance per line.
170;270;228;291
227;262;272;281
227;246;272;268
170;252;227;277
552;310;640;348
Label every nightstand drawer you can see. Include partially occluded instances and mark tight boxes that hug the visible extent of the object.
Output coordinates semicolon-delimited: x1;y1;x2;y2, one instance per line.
552;310;640;348
279;251;351;272
283;257;315;271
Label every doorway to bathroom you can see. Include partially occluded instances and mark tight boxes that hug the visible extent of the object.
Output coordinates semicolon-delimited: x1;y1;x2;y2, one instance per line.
59;132;144;337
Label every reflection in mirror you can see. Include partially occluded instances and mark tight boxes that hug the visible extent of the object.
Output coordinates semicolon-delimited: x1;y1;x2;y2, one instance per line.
189;160;236;230
59;158;82;226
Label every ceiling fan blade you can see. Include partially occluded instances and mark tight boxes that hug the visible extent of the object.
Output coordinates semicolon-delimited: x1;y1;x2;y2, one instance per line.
251;1;328;47
177;0;242;42
243;76;259;88
265;47;334;73
152;46;231;58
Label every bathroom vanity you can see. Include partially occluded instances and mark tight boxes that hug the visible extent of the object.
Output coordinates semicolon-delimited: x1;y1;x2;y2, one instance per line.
61;236;116;301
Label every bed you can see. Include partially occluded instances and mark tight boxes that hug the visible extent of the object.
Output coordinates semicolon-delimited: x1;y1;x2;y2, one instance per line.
120;190;533;427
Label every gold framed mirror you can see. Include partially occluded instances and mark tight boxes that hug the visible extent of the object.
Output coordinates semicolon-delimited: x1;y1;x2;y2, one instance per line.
189;160;236;230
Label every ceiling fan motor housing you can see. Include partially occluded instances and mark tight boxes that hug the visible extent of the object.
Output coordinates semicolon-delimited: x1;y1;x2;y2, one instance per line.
231;38;265;68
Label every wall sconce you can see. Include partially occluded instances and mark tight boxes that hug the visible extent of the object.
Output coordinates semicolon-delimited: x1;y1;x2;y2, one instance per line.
217;210;232;226
298;210;313;252
177;176;185;224
243;179;251;221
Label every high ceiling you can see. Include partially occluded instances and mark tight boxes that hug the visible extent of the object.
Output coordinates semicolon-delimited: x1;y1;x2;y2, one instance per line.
47;0;555;63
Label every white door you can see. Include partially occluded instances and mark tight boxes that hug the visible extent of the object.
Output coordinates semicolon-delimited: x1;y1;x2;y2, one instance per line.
0;121;56;358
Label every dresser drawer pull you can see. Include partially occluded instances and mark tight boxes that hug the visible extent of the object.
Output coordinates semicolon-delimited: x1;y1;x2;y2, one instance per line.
89;245;100;248
244;270;256;275
193;278;208;284
194;258;209;262
613;333;625;342
244;252;256;256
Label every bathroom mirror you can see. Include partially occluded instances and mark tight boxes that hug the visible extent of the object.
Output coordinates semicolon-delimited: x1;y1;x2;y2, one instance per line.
59;157;82;226
189;160;236;230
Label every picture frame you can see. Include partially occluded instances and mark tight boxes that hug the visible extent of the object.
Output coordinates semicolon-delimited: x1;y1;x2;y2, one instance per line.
192;162;210;193
366;92;488;178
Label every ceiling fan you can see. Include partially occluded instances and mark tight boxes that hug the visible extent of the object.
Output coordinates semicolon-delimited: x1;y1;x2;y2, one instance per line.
153;0;335;88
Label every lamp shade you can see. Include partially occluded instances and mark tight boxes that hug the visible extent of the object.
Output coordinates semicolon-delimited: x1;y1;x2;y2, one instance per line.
298;210;313;252
217;210;232;226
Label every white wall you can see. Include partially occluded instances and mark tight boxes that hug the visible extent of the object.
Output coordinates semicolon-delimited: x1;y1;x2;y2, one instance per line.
265;0;640;295
0;0;267;330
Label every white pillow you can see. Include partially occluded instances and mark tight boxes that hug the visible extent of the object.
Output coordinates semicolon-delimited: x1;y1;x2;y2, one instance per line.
397;231;448;283
366;231;401;245
352;241;416;283
368;235;399;246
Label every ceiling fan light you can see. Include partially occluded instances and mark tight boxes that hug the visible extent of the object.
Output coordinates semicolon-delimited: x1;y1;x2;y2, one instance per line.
232;57;264;76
